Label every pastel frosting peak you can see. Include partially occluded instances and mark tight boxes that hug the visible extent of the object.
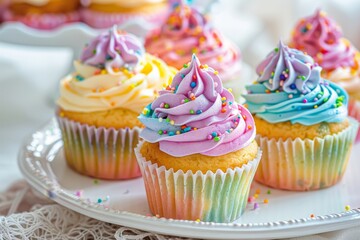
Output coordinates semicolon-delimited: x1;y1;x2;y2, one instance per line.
80;26;145;74
291;9;356;71
145;2;241;81
257;40;321;93
244;41;348;125
139;54;255;157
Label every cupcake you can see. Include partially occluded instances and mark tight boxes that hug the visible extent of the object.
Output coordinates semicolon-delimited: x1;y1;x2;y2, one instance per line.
290;10;360;141
80;0;169;29
135;54;261;223
3;0;80;29
145;1;243;100
56;26;176;180
243;41;358;191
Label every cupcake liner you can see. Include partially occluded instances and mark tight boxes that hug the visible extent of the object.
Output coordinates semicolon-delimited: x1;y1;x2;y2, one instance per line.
3;10;80;30
135;141;262;223
348;97;360;142
80;9;168;29
255;118;359;191
57;116;142;180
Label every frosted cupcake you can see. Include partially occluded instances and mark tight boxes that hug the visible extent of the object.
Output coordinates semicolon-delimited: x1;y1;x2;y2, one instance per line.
56;26;175;180
290;10;360;141
135;54;261;223
243;41;358;191
3;0;80;29
80;0;169;29
145;1;243;99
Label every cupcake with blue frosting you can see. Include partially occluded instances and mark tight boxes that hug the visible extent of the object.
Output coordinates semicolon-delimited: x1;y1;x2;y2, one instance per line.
243;41;358;191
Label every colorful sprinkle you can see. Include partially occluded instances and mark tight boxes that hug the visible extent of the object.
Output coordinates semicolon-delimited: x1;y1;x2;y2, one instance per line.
345;205;351;211
190;82;196;88
164;103;170;109
47;190;56;199
302;99;308;103
214;70;219;75
253;203;259;210
267;190;271;194
264;199;269;204
93;179;99;184
190;109;195;114
97;198;102;203
158;130;163;135
196;110;202;114
183;64;188;68
248;196;255;203
255;189;261;194
310;214;315;218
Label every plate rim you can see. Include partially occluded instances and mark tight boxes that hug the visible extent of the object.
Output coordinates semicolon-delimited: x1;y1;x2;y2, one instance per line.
17;119;360;239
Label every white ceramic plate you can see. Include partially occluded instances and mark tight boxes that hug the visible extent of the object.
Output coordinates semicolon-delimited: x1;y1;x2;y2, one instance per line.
18;119;360;239
0;21;153;59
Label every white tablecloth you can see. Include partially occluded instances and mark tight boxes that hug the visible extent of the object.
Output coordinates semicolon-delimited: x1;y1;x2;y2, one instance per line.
1;1;360;238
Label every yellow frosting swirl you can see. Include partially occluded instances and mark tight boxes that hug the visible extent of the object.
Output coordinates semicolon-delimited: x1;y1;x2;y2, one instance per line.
57;54;176;113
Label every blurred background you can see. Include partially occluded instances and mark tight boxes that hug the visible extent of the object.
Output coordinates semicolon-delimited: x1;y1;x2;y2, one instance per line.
1;0;360;189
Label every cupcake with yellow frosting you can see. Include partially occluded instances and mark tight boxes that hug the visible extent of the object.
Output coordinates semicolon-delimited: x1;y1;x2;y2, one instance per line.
243;41;358;191
290;10;360;142
56;26;176;180
80;0;169;29
3;0;80;29
135;55;261;222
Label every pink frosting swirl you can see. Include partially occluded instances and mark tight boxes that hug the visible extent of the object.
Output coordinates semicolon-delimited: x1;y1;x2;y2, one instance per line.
291;10;357;71
139;55;255;157
145;2;241;81
80;26;145;74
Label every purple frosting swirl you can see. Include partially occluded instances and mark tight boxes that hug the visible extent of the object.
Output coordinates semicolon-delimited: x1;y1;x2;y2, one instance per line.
139;54;255;157
80;26;145;73
256;40;321;93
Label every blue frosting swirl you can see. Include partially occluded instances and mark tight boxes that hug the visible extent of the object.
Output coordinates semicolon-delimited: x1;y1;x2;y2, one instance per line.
243;41;348;125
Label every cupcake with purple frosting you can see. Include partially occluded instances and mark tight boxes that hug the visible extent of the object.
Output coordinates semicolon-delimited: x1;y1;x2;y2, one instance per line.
243;41;358;191
56;26;176;180
135;54;261;222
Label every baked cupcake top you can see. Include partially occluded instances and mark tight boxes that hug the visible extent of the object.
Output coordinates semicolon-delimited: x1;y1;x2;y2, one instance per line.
243;41;348;125
139;54;255;157
145;1;241;81
290;10;360;95
57;26;175;113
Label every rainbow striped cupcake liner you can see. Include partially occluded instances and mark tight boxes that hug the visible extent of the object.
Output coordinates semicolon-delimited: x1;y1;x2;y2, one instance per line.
255;118;359;191
348;97;360;142
135;141;262;223
57;116;142;180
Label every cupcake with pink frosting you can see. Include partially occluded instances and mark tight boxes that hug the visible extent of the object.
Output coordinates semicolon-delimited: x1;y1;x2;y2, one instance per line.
56;26;175;180
135;54;261;223
3;0;80;30
145;1;243;100
290;10;360;141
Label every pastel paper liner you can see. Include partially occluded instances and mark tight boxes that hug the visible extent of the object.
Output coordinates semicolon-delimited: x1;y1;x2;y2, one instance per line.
135;141;262;223
3;10;80;30
80;9;168;29
255;118;359;191
57;116;142;180
348;97;360;142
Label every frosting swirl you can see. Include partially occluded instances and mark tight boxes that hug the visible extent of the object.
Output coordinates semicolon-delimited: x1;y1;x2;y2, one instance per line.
57;28;175;114
139;55;255;157
81;26;145;74
145;1;241;81
291;10;357;72
243;41;348;125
